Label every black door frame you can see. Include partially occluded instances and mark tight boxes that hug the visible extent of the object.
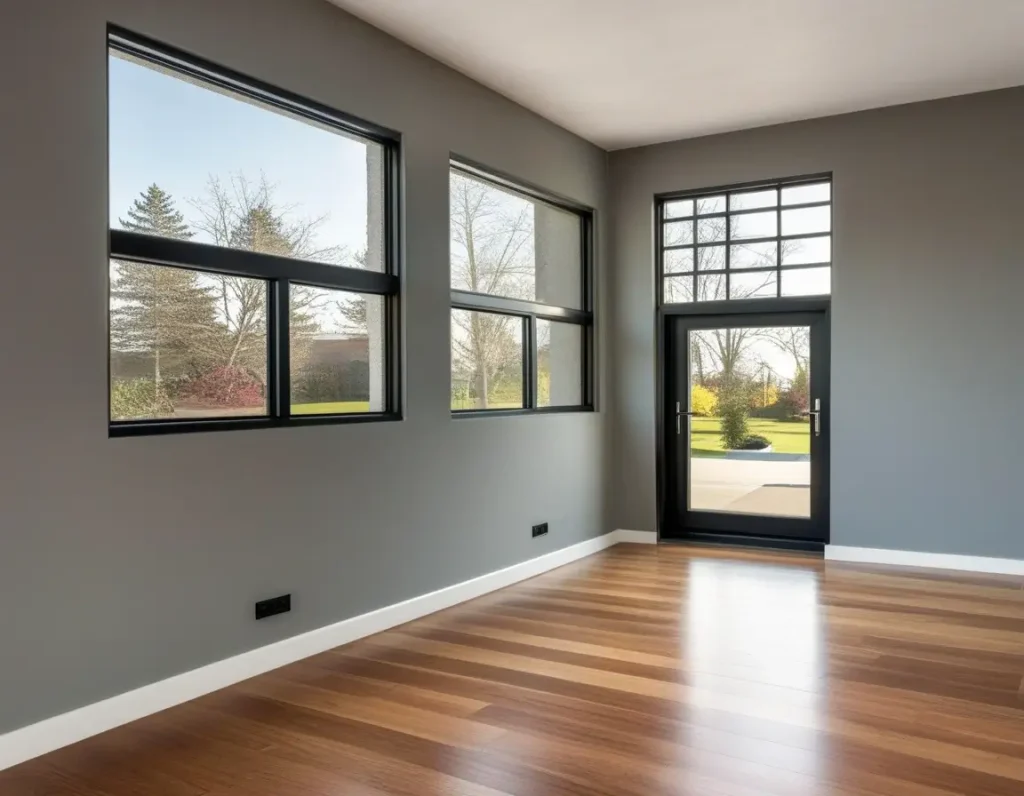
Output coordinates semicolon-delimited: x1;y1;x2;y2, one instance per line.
656;297;831;550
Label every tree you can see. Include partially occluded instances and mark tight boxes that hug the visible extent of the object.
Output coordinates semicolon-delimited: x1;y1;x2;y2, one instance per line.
688;203;777;382
334;250;369;332
190;174;333;379
763;326;810;376
449;173;533;407
111;185;219;401
120;184;193;239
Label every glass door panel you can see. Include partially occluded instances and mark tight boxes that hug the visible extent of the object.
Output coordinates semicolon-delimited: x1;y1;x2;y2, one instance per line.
687;326;811;518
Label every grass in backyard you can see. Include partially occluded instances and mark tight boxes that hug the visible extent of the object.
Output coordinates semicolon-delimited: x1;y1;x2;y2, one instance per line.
690;416;810;456
450;401;523;411
291;401;371;415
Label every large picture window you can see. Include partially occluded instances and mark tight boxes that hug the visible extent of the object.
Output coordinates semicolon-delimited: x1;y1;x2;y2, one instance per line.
658;176;832;305
108;29;400;435
449;162;593;414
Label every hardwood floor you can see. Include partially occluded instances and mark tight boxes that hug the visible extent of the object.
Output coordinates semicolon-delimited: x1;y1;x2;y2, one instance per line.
4;543;1024;795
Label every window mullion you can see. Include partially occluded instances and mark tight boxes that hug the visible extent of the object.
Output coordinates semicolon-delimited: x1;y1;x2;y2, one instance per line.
525;316;536;409
724;194;732;300
777;193;783;298
272;279;291;419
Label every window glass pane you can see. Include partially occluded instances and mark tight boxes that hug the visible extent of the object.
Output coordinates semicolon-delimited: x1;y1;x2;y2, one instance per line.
109;51;384;270
109;261;267;421
290;287;385;415
781;235;831;266
664;276;694;304
731;241;777;269
781;206;831;236
696;196;726;215
696;273;727;302
782;267;831;296
696;245;726;271
664;199;693;219
450;171;582;309
664;248;694;274
664;220;694;246
730;271;778;299
730;189;777;210
730;210;777;240
537;320;583;407
781;182;830;205
451;310;523;410
697;217;726;243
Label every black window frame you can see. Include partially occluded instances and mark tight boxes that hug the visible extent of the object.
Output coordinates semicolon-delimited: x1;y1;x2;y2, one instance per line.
656;173;833;307
449;158;595;417
107;27;402;437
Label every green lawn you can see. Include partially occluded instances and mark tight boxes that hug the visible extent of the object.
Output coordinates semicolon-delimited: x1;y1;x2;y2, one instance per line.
291;401;370;415
690;416;810;456
450;401;523;411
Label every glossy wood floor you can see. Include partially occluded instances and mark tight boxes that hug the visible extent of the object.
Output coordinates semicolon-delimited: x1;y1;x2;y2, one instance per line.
4;544;1024;795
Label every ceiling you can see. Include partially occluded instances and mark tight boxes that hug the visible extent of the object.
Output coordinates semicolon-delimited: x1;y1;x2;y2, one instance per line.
328;0;1024;150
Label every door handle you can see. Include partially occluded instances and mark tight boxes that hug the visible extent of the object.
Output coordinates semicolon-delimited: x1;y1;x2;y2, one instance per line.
675;402;694;435
802;398;822;436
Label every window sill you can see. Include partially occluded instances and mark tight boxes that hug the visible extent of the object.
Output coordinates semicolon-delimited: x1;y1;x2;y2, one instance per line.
109;412;402;438
451;406;595;419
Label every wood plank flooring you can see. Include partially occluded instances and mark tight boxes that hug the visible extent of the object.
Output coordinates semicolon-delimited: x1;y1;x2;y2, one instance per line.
4;543;1024;795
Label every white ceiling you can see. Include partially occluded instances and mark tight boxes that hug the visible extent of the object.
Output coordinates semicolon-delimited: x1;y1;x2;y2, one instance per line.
328;0;1024;150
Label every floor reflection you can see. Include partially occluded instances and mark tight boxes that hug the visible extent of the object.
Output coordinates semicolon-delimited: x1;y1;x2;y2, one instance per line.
676;556;828;792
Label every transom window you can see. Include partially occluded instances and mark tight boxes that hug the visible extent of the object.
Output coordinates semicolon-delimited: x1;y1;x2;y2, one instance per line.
658;176;832;304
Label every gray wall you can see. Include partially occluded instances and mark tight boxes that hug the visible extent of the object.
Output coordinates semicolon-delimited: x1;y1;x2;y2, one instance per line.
609;88;1024;559
0;0;610;735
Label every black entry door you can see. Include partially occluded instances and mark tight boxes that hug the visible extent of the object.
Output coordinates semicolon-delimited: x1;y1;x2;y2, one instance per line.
663;311;830;546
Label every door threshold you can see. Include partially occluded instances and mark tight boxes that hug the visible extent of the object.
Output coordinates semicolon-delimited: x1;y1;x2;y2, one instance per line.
661;531;824;554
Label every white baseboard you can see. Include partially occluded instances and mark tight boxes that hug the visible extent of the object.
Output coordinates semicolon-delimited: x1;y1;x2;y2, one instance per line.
825;545;1024;576
0;530;642;772
613;529;658;544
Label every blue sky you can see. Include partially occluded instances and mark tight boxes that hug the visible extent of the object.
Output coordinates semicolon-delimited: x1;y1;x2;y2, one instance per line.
108;53;372;259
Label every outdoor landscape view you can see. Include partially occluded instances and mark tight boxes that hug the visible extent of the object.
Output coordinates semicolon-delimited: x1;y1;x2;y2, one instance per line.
108;50;385;422
688;326;812;518
110;48;582;421
450;171;583;410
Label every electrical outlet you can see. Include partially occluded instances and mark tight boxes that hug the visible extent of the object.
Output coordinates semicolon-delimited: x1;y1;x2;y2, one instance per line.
532;522;549;538
255;593;291;620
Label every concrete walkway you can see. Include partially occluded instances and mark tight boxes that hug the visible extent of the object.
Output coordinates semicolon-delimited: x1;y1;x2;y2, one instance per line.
691;456;810;517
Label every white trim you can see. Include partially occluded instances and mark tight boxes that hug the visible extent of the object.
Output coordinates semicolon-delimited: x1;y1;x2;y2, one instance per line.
1;530;634;772
614;529;658;544
825;545;1024;576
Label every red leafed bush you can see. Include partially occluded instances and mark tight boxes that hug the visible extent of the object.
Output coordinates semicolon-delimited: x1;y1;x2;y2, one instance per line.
184;366;264;407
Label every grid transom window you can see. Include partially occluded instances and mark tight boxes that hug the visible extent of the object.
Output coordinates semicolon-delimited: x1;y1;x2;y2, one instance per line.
107;30;400;435
659;177;832;304
449;163;593;414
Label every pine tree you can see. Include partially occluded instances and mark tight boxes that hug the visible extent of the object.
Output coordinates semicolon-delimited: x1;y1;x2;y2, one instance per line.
111;186;220;403
119;184;193;239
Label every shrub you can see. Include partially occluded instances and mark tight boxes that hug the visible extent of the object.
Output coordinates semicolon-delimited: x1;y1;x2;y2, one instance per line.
789;368;809;413
294;361;370;404
748;383;780;412
736;434;771;451
690;384;717;417
110;378;173;420
757;386;808;421
182;366;264;408
488;378;523;405
719;388;750;450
